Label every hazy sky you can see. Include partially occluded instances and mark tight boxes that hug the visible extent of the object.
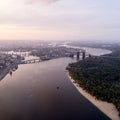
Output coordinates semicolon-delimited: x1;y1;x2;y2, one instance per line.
0;0;120;41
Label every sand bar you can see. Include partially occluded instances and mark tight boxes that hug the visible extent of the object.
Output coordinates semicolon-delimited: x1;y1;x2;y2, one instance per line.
68;74;120;120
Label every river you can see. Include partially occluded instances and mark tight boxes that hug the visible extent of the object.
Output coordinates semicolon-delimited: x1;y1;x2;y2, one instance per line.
0;48;111;120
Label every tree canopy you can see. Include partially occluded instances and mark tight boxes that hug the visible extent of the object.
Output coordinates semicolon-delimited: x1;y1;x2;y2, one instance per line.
67;56;120;116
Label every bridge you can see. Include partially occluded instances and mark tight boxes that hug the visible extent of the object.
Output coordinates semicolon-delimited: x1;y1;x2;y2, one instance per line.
21;58;42;64
20;49;91;64
69;49;91;60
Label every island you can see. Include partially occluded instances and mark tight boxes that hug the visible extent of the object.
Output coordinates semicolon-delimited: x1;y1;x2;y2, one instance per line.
67;47;120;118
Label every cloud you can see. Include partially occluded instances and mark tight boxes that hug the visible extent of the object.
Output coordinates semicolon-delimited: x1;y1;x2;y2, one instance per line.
27;0;59;4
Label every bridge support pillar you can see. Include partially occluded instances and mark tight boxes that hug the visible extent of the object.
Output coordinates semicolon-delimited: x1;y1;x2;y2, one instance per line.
82;51;86;60
77;52;80;60
89;54;92;58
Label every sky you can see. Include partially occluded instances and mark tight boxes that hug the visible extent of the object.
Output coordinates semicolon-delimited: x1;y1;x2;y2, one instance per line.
0;0;120;41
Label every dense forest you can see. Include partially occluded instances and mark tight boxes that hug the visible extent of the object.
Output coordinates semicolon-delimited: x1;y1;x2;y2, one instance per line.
67;51;120;116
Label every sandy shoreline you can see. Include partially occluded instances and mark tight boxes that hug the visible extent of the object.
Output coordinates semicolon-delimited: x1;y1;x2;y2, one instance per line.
68;74;120;120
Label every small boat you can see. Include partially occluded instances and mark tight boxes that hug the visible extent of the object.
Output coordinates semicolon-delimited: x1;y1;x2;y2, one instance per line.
9;69;12;76
56;86;60;89
10;71;12;76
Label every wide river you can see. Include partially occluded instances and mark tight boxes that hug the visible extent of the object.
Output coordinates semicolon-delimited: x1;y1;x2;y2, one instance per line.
0;48;111;120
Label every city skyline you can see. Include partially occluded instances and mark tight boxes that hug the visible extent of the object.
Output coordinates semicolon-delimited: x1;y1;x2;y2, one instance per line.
0;0;120;41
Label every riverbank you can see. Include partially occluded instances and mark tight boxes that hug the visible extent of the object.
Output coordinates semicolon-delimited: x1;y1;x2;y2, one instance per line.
0;63;18;81
67;74;120;120
0;68;9;80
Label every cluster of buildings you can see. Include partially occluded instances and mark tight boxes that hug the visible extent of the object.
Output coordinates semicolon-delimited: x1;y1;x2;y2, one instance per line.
0;53;22;70
31;47;79;60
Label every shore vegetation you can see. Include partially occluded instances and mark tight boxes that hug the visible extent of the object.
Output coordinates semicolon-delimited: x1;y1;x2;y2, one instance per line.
67;50;120;116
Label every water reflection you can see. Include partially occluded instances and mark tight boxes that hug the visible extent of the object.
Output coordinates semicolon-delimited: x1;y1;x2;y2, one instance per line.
0;58;111;120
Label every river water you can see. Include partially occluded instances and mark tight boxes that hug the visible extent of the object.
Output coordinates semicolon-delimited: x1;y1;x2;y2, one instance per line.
0;48;111;120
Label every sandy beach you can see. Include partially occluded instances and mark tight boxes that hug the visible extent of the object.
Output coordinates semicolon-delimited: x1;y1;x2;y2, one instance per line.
68;74;120;120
